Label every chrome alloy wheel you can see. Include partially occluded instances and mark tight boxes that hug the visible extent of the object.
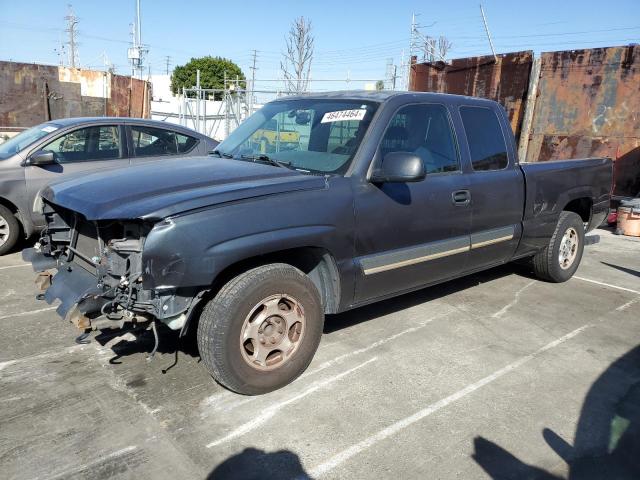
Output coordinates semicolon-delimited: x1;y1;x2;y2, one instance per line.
240;294;305;370
0;215;9;247
558;227;579;270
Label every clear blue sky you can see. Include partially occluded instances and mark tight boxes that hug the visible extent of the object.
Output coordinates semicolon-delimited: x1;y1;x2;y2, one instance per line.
1;0;639;92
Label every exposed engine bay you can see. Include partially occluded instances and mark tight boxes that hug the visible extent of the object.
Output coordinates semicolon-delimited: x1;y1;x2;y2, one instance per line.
23;201;201;338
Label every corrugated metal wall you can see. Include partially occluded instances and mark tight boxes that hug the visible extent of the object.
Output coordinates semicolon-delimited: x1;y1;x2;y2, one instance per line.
409;51;533;139
0;61;150;128
525;46;639;197
410;45;640;197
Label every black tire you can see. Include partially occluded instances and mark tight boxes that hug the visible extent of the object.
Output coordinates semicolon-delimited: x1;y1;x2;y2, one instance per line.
0;205;20;256
197;263;324;395
532;211;585;283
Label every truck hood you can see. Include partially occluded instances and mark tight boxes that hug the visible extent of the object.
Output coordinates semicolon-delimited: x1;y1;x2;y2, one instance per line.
41;156;327;220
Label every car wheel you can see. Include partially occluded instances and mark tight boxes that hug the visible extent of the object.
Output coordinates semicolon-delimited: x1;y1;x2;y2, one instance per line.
0;205;20;256
197;263;324;395
532;211;585;283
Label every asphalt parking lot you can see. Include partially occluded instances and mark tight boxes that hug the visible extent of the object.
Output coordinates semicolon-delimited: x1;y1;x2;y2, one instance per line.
1;228;639;480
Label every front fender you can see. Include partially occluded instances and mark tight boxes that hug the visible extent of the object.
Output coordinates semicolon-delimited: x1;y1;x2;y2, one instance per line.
141;179;355;293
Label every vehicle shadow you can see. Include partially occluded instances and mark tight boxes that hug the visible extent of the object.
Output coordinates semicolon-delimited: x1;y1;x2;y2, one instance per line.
207;447;312;480
324;261;534;334
93;262;534;368
472;345;640;479
600;261;640;279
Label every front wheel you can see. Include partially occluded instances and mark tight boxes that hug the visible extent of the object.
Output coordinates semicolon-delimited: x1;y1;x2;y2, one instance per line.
0;205;20;256
197;263;324;395
532;211;585;282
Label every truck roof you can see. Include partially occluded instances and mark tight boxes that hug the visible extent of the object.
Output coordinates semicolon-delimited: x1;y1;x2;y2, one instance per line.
278;90;499;107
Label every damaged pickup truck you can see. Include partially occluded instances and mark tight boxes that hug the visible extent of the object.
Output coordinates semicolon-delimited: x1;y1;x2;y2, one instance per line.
23;91;612;395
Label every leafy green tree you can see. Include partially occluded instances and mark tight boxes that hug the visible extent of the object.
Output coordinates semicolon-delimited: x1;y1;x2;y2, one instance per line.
171;56;245;98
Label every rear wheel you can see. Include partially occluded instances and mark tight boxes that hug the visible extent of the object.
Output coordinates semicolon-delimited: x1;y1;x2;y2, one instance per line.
532;211;585;282
197;263;324;395
0;205;20;256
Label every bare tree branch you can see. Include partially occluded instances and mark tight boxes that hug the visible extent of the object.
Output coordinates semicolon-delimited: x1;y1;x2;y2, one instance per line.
280;17;314;94
438;36;453;60
421;35;452;63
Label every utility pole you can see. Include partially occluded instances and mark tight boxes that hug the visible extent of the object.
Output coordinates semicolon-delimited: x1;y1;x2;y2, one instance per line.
64;4;78;68
480;4;498;62
164;55;172;75
249;49;258;113
128;0;148;79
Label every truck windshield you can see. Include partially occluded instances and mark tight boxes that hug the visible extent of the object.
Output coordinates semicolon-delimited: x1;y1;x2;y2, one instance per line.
0;122;61;159
215;99;378;174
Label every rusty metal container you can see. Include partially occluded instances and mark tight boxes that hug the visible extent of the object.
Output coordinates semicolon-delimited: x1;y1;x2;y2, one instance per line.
617;199;640;237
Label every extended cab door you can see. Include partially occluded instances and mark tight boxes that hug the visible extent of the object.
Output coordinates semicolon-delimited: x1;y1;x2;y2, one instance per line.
457;105;524;271
24;124;129;227
353;102;472;304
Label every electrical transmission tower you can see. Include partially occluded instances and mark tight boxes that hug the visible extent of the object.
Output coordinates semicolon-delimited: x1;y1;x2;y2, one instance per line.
64;4;79;68
165;56;172;75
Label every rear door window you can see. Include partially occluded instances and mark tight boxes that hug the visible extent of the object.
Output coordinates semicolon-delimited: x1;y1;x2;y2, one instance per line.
40;126;121;163
460;106;508;171
176;132;199;153
131;126;179;157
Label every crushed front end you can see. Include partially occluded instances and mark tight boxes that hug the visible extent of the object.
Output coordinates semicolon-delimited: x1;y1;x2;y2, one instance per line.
23;200;197;336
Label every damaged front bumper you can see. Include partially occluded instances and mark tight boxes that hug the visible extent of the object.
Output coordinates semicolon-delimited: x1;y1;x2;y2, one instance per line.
23;247;116;330
22;201;204;336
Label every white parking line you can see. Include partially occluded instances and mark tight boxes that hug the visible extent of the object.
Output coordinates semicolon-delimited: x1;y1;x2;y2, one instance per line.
201;310;453;415
573;276;640;295
309;324;590;478
616;297;639;311
205;356;378;448
0;263;29;271
0;306;57;321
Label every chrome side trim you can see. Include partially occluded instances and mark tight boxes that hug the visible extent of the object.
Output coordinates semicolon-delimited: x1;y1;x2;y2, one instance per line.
471;234;514;249
363;245;470;275
359;225;518;276
470;225;515;249
360;235;470;276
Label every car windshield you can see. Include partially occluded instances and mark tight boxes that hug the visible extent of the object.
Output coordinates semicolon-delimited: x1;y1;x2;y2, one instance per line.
215;99;379;174
0;122;61;159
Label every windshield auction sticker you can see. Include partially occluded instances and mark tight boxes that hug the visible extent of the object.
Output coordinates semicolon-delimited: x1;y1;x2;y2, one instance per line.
321;109;366;123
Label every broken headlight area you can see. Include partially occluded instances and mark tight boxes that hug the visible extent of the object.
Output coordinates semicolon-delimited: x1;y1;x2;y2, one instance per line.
24;202;197;334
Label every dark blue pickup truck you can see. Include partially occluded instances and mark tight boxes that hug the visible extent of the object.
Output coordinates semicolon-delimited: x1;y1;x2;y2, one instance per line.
23;91;612;394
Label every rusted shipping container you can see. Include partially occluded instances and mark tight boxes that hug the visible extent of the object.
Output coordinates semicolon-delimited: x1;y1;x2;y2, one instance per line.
0;61;151;129
525;46;639;198
409;51;533;139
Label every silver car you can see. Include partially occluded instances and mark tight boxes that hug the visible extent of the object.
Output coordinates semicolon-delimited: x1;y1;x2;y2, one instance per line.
0;117;218;254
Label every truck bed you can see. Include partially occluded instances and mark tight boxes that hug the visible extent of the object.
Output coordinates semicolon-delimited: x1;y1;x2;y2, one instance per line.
516;157;613;256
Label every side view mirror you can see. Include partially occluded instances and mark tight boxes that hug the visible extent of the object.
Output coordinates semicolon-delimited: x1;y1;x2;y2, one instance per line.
371;152;426;183
29;150;55;166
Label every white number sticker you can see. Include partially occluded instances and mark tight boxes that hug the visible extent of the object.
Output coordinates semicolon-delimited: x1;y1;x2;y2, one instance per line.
41;126;58;133
321;109;366;123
